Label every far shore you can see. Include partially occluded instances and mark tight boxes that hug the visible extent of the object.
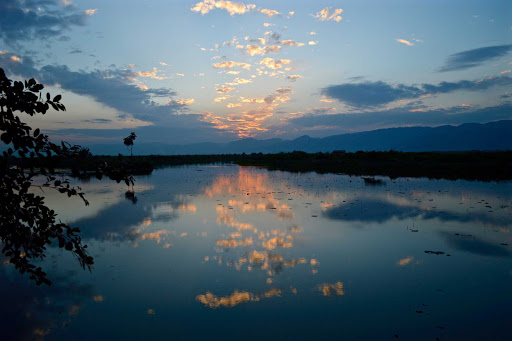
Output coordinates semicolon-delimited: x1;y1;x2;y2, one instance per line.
30;150;511;182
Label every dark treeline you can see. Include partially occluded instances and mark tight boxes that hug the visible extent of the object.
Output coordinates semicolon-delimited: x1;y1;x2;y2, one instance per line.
22;150;511;182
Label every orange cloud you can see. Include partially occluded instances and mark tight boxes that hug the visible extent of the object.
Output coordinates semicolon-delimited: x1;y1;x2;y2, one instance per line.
281;40;305;47
313;7;343;22
260;57;292;70
213;60;251;70
396;38;414;46
216;85;235;93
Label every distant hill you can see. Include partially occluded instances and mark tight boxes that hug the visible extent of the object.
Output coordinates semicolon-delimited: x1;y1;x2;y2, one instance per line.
88;120;512;155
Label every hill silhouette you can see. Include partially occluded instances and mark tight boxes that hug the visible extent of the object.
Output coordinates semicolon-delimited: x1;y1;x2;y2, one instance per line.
84;120;511;155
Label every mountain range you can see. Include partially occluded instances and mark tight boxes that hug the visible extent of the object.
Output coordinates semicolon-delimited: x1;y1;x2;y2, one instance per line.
85;120;512;155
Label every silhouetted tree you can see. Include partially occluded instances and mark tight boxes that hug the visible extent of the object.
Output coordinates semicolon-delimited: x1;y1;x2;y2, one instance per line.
0;68;134;285
123;132;136;156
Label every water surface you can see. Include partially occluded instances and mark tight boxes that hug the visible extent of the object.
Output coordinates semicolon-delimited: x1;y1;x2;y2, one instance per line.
1;166;511;340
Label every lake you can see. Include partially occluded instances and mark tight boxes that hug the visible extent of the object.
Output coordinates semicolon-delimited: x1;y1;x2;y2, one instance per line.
1;165;511;340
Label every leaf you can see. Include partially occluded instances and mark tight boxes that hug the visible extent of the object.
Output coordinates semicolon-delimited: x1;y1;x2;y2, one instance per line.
46;92;50;101
53;95;62;102
1;133;11;144
34;128;40;137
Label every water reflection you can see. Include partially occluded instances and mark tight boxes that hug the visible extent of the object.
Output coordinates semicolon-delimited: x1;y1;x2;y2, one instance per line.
2;166;511;340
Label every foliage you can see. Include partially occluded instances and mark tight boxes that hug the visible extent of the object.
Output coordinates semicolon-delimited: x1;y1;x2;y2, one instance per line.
0;68;134;285
123;132;136;156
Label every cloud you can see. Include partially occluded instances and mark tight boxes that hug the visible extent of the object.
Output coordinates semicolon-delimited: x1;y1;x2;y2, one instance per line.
215;85;235;93
172;98;195;105
259;58;291;70
82;118;112;124
287;75;302;81
191;0;278;17
312;7;343;22
439;44;512;72
225;77;252;85
212;60;251;70
243;44;281;56
0;0;90;44
0;51;196;124
85;9;97;16
201;88;292;137
214;95;232;102
281;40;305;47
322;76;512;107
396;38;413;46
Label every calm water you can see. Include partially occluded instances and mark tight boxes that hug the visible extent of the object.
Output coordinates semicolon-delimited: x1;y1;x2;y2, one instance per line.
1;166;511;340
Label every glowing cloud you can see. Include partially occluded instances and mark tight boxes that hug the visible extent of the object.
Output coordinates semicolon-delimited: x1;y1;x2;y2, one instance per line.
244;44;281;56
85;9;97;16
258;8;280;17
226;77;253;85
216;85;235;93
191;0;278;17
260;58;292;70
313;7;343;22
396;38;414;46
281;40;305;47
213;61;251;70
175;98;195;105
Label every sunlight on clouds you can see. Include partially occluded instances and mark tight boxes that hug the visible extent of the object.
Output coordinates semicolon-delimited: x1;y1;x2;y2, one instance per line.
10;55;21;62
85;9;97;16
244;44;282;56
260;57;291;70
313;7;343;22
213;60;251;70
225;77;252;85
396;38;414;46
135;68;169;80
216;85;235;93
308;41;318;45
191;0;279;17
258;8;280;17
214;95;232;102
175;98;195;105
227;103;242;108
281;40;305;47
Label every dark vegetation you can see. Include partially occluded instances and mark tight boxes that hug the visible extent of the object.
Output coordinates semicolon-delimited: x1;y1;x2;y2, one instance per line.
56;150;512;182
123;132;136;156
0;68;133;285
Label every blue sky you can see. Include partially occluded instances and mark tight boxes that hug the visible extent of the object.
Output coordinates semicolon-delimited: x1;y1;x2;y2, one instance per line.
1;0;511;144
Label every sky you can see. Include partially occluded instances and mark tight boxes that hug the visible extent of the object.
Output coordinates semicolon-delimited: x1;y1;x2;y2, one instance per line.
1;0;511;145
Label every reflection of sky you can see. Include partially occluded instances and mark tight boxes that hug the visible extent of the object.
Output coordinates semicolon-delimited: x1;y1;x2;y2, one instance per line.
2;166;512;339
